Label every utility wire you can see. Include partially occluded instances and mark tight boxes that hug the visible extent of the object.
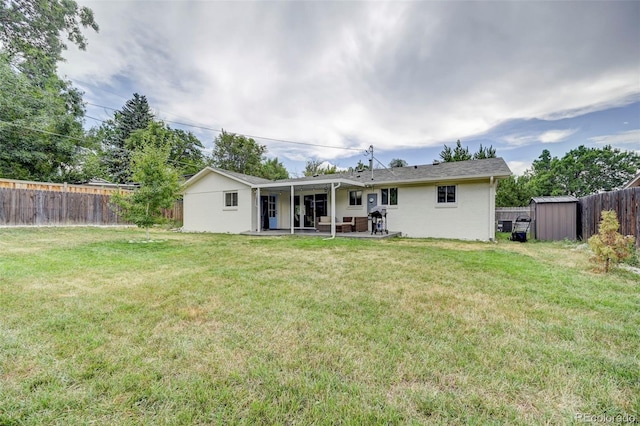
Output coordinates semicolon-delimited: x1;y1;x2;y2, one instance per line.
83;101;363;152
0;119;86;142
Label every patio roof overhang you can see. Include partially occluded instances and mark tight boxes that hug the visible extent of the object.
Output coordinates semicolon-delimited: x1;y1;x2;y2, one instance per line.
251;177;366;191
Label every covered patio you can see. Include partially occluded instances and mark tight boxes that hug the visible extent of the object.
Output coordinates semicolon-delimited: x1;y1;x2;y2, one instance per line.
253;177;369;238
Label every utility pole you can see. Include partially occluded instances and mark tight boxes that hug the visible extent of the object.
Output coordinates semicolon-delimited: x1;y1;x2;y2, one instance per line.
367;145;374;180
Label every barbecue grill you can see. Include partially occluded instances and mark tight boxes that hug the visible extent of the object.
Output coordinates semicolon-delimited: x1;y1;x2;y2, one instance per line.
369;205;388;235
510;215;531;242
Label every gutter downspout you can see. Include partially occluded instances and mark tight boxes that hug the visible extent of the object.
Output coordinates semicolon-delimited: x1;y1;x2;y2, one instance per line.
324;182;341;240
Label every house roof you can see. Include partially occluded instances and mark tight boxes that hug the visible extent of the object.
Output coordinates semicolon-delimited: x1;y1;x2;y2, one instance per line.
266;157;512;187
623;172;640;189
181;166;272;191
183;157;512;192
530;196;579;204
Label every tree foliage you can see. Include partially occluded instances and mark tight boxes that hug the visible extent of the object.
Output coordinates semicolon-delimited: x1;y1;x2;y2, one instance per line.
125;121;206;177
99;93;155;183
304;160;337;177
495;175;533;207
440;140;472;162
0;55;88;182
528;146;640;197
210;130;266;176
0;0;99;80
111;143;179;240
0;0;98;182
260;157;289;180
588;210;635;273
473;144;496;160
389;158;408;168
209;130;289;179
440;140;496;162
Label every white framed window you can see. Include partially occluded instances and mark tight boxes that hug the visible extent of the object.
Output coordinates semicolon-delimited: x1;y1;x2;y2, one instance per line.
349;190;362;206
437;185;456;204
381;188;398;205
224;191;238;207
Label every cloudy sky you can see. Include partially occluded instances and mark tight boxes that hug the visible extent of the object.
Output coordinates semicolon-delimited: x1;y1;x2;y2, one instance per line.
59;0;640;177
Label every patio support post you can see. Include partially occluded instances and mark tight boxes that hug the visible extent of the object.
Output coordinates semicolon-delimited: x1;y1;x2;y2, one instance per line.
290;185;294;234
256;187;261;232
330;182;339;238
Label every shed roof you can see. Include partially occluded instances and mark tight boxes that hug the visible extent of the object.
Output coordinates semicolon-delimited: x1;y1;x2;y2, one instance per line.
530;196;579;204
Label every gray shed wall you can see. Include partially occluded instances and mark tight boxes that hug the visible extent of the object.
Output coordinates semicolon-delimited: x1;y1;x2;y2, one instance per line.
531;201;578;241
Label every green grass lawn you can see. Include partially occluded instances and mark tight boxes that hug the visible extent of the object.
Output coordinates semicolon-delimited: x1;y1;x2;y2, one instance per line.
0;228;638;425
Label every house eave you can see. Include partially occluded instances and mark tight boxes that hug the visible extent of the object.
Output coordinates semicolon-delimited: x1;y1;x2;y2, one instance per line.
362;172;512;187
253;178;366;190
180;167;254;194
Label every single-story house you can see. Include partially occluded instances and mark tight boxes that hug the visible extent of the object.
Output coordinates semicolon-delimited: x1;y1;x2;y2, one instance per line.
181;157;512;241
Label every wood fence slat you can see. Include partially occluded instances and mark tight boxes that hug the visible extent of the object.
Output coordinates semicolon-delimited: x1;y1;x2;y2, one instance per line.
579;188;640;247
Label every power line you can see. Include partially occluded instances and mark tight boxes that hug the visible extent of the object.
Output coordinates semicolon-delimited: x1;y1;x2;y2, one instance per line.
0;119;86;142
83;101;363;152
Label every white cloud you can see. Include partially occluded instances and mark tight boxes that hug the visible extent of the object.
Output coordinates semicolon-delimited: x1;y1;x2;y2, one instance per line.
59;1;640;163
502;128;577;146
539;129;578;143
588;129;640;146
507;161;530;176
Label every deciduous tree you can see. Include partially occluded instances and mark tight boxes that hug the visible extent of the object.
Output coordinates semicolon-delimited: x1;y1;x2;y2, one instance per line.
125;121;206;177
0;56;88;182
389;158;408;168
496;175;533;207
0;0;99;81
528;146;640;197
260;157;289;180
111;144;179;240
304;160;337;176
210;130;266;176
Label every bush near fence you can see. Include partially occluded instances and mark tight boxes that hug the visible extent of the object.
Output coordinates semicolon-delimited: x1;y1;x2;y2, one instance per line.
579;187;639;247
0;178;183;226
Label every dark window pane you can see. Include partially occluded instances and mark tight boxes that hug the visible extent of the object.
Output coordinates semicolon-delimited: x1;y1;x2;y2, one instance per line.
381;188;388;205
437;186;446;203
349;190;362;206
390;188;398;205
225;192;238;206
447;186;455;203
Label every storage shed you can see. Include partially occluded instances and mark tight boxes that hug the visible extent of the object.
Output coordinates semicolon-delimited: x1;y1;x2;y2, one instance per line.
530;196;579;241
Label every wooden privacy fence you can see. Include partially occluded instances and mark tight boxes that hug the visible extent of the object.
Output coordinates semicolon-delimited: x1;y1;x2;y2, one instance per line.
0;178;183;226
579;187;639;247
495;207;529;223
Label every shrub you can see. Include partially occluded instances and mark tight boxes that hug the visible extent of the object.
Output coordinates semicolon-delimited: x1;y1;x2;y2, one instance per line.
588;210;635;272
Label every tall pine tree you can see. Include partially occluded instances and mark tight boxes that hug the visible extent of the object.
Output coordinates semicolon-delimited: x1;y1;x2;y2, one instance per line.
100;93;154;183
